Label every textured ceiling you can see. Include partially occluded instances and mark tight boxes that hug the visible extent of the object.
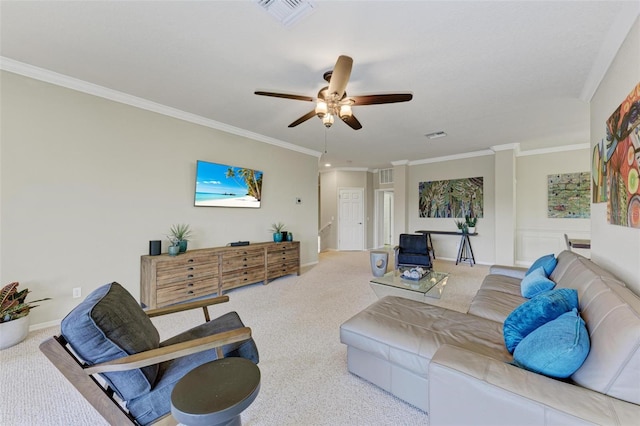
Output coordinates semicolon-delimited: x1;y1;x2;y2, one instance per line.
1;1;638;170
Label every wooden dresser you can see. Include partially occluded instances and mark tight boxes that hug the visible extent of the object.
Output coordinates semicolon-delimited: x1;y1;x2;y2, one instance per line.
140;241;300;308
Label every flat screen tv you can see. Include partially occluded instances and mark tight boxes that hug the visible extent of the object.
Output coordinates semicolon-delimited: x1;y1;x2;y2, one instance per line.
194;160;263;208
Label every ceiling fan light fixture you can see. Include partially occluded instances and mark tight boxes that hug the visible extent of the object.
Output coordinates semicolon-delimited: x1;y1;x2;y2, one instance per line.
339;104;352;121
322;114;335;128
315;100;328;118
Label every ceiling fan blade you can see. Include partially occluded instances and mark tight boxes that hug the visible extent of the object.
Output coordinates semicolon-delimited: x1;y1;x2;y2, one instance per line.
349;93;413;105
342;114;362;130
288;110;317;127
255;91;314;102
327;55;353;99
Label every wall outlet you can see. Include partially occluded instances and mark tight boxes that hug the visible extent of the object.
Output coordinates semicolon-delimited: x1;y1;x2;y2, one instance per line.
72;287;81;299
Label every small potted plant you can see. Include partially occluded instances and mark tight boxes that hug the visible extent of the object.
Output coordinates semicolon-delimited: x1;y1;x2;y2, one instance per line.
465;214;477;234
167;236;180;256
168;224;193;253
1;282;50;349
270;222;286;242
454;219;468;234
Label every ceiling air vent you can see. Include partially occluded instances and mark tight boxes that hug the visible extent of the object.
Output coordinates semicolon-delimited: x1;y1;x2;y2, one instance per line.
255;0;316;27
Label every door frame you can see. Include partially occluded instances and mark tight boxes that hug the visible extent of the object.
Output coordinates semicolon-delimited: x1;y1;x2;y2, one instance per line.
374;189;394;248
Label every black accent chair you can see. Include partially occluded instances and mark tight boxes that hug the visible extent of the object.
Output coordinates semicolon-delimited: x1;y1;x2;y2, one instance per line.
394;233;432;270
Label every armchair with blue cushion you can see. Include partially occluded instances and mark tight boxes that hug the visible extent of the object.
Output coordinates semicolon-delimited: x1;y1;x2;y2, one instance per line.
39;282;258;425
394;233;432;270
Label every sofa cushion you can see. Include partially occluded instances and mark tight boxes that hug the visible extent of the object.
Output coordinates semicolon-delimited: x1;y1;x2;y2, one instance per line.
61;282;160;401
468;289;526;323
503;288;578;353
479;273;523;296
526;253;557;276
520;266;556;298
513;309;590;379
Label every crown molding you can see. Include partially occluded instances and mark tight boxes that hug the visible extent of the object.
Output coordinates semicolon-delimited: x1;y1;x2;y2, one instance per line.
516;143;590;157
491;143;520;153
0;57;322;158
409;149;495;166
580;4;640;102
319;167;370;174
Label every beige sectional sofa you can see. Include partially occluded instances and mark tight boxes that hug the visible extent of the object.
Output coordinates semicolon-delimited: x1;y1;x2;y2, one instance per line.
340;250;640;424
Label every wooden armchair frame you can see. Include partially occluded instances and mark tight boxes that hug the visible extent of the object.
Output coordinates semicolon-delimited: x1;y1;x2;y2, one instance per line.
39;295;251;425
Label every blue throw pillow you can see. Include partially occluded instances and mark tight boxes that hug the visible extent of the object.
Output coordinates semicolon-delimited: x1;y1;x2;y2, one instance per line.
513;309;590;379
526;254;558;276
521;266;556;298
503;288;578;353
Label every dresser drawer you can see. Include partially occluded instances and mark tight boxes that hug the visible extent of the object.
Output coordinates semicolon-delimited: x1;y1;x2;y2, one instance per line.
221;252;265;273
220;267;265;291
156;253;217;272
156;278;218;306
267;248;298;263
156;261;218;287
267;260;299;278
267;242;297;253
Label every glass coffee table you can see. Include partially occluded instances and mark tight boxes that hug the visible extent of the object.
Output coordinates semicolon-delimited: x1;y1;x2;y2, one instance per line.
370;268;449;302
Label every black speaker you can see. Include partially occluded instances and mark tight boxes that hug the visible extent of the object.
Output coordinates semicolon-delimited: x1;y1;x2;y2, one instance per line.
149;240;161;256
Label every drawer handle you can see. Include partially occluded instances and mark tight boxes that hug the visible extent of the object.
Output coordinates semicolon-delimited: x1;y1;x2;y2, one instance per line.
243;264;248;267
187;283;194;287
187;274;194;279
188;267;194;271
188;259;195;263
243;258;247;261
243;271;248;275
187;290;194;295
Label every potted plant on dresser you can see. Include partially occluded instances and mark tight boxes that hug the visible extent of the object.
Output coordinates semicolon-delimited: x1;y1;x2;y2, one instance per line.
270;222;286;242
0;282;50;349
168;224;193;253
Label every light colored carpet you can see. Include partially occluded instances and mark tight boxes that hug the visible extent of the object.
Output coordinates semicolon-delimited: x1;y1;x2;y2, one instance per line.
0;250;488;425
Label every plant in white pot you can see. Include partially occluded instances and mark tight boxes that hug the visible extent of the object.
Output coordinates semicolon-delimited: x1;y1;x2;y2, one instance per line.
465;214;478;234
0;281;50;349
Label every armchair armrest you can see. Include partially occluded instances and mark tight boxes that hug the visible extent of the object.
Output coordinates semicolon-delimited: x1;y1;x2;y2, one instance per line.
85;327;251;374
488;264;527;279
145;295;230;322
429;344;640;426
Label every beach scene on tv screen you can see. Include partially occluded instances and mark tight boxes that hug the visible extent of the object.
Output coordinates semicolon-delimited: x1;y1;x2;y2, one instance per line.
195;161;263;208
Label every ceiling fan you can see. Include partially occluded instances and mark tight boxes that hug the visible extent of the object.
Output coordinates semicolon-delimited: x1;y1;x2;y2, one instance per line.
254;55;413;130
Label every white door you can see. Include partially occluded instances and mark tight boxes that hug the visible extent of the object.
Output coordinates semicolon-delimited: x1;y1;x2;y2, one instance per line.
339;188;365;250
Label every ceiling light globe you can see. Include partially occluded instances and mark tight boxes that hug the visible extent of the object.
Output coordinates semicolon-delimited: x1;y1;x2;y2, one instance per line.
315;101;328;118
339;104;352;121
322;114;334;128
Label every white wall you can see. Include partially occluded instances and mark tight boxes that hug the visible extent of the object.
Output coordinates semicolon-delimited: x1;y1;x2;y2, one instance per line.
516;147;591;262
589;17;640;293
0;71;319;326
